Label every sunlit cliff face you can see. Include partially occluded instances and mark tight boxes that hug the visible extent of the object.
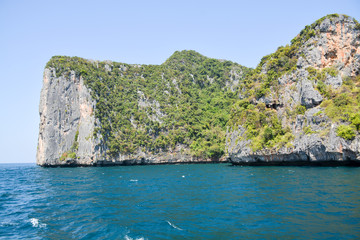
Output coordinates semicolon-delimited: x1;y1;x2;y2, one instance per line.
303;16;360;76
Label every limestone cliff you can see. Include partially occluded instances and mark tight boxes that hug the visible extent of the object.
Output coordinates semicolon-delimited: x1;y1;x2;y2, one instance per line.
37;69;101;166
37;51;248;166
38;14;360;167
226;14;360;165
36;68;202;166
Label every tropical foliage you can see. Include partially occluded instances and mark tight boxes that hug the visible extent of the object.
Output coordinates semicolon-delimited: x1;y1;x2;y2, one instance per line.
46;51;250;159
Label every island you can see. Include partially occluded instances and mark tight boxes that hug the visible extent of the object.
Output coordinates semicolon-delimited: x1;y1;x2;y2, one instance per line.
37;14;360;167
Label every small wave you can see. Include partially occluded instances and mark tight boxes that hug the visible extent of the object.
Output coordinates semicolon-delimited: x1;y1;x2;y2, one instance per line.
0;192;11;198
124;235;145;240
0;221;18;227
0;192;13;201
166;220;183;231
130;179;138;182
29;218;47;228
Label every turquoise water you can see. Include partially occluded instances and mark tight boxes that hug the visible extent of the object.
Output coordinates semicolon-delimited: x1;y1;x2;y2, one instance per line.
1;163;360;239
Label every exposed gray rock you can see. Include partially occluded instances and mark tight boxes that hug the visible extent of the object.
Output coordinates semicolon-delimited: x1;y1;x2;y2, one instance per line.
137;90;166;124
298;78;323;108
258;91;282;109
104;64;112;72
319;18;331;32
299;15;360;76
37;69;227;166
296;56;308;69
278;74;299;109
225;67;245;92
325;74;342;89
227;15;360;166
304;47;322;68
172;78;182;94
37;69;101;166
227;120;360;165
38;15;360;167
278;69;323;109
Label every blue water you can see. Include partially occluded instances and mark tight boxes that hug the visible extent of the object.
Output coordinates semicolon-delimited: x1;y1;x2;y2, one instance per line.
1;163;360;239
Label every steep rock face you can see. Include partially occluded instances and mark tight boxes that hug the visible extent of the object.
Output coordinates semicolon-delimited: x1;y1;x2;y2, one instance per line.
37;68;228;166
227;14;360;165
37;69;100;166
301;15;360;76
227;110;360;165
37;51;246;166
38;15;360;166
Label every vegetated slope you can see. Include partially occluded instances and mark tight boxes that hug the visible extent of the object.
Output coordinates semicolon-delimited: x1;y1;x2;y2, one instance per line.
38;13;360;167
42;50;250;165
227;14;360;165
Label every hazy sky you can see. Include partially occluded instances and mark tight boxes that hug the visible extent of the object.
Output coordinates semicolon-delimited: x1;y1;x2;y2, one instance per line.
0;0;359;163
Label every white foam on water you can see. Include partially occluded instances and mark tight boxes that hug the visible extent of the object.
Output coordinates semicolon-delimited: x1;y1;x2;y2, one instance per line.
166;220;183;231
182;175;185;178
124;235;145;240
130;179;138;182
29;218;47;228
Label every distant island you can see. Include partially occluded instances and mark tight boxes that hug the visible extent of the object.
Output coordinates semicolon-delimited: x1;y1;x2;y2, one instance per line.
37;14;360;167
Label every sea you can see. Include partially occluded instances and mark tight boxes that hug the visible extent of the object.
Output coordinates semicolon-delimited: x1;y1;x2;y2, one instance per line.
1;163;360;240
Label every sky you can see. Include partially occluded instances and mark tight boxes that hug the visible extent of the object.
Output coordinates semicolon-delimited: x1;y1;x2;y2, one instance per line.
0;0;359;163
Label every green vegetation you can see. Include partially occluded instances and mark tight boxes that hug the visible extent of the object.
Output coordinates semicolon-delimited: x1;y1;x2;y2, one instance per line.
60;151;77;161
47;14;360;158
307;66;339;81
352;17;360;30
225;14;329;150
60;130;79;161
355;22;360;30
227;14;359;148
245;44;298;100
238;14;344;101
306;66;340;98
313;110;323;117
303;126;316;135
295;105;306;115
46;51;251;159
290;14;345;48
228;99;294;151
317;75;360;139
336;125;356;140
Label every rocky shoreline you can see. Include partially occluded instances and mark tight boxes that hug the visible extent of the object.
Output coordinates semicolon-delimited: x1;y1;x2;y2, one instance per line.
39;159;228;167
230;160;360;167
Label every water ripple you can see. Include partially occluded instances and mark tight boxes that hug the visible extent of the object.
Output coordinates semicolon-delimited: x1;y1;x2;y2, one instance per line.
1;163;360;239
